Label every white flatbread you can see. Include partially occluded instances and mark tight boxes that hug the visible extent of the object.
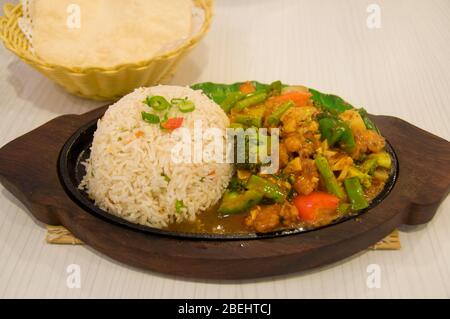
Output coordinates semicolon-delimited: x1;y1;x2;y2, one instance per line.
30;0;193;68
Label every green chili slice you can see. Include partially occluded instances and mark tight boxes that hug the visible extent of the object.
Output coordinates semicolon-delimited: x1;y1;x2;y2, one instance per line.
141;112;160;124
145;96;171;111
171;98;195;113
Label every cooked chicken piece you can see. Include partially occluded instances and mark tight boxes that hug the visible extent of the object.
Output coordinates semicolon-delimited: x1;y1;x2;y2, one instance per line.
340;110;366;134
292;158;320;195
281;106;318;133
280;107;321;157
283;132;320;157
330;154;354;171
279;142;289;168
279;202;299;226
284;133;303;153
339;109;385;159
351;129;385;159
245;203;299;233
245;205;281;233
284;157;302;174
299;132;321;158
282;115;298;133
364;130;385;153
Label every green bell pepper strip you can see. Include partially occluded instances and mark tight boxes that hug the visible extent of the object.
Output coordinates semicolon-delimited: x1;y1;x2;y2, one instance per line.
267;101;294;126
315;155;345;199
310;88;381;133
339;122;356;153
145;96;171;111
218;190;263;215
234;91;268;111
318;117;345;146
318;117;356;153
344;177;369;211
246;175;286;203
234;114;263;128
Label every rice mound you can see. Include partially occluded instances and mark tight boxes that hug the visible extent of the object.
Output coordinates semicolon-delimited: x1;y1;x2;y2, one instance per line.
79;85;232;229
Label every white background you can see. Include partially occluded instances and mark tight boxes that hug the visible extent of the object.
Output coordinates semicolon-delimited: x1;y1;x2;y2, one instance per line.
0;0;449;298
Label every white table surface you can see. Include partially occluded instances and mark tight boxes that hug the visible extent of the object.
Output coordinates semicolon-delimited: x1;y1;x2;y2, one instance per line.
1;0;449;299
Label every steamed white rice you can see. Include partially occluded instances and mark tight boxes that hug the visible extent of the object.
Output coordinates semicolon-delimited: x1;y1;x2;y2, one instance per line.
79;85;232;229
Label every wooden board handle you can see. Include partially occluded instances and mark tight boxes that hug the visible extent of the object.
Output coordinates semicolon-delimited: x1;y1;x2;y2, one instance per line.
372;115;450;225
0;107;107;225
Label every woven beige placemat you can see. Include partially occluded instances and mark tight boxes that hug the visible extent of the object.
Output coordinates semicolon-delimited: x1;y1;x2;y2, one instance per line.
45;225;400;250
46;225;83;245
370;229;401;250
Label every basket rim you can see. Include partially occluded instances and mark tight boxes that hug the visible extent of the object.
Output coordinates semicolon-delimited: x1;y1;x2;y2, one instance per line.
0;0;213;74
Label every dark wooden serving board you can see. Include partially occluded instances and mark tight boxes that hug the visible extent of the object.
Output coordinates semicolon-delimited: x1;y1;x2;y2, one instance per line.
0;106;449;279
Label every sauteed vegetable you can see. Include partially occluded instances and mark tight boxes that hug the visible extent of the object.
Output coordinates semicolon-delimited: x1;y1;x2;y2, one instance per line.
167;81;393;234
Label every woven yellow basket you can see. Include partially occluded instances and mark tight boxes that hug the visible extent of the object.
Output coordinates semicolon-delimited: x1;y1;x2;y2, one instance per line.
0;0;213;101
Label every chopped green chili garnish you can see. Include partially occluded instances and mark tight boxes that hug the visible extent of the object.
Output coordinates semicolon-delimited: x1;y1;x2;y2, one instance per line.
171;98;186;105
171;98;195;113
145;96;171;111
141;112;160;124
